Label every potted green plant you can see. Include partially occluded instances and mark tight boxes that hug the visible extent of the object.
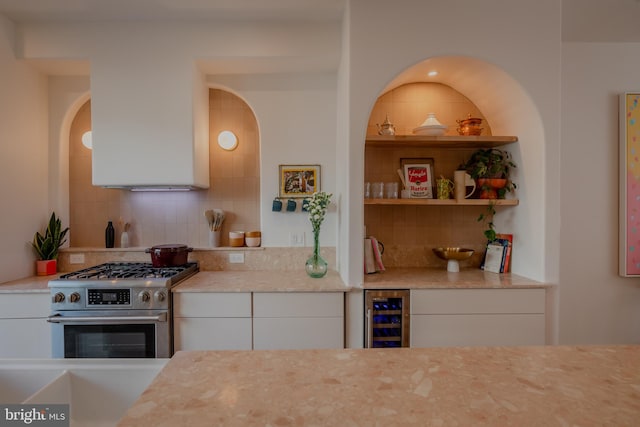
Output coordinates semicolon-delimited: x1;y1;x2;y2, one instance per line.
462;148;517;199
32;212;69;276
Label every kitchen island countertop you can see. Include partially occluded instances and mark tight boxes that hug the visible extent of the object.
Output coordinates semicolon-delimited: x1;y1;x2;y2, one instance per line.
118;345;640;427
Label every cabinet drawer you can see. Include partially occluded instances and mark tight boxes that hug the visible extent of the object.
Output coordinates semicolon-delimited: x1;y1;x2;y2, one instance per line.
174;318;252;351
253;317;344;350
0;293;50;318
173;293;251;317
253;292;344;318
411;314;546;347
411;288;545;314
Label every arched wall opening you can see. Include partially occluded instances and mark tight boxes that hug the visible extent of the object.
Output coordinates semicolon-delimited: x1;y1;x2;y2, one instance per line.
362;55;547;281
61;88;260;248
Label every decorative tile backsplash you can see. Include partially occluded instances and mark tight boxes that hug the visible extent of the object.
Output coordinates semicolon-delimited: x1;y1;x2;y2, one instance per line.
58;247;336;272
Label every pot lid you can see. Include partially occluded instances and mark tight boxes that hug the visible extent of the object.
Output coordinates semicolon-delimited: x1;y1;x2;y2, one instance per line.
149;244;189;252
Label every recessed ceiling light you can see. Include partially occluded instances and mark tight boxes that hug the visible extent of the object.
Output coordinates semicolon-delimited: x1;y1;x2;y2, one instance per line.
427;70;438;77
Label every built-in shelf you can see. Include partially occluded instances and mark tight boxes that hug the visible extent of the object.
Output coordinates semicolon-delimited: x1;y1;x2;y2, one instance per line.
365;135;518;149
364;199;519;206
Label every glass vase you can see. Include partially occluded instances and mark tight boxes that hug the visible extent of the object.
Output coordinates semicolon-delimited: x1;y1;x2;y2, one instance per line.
305;229;328;278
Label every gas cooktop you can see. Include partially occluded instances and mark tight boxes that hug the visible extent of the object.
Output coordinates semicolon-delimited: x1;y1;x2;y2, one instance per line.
50;262;199;289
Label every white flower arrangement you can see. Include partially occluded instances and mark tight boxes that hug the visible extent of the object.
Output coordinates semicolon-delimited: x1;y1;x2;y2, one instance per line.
307;191;332;233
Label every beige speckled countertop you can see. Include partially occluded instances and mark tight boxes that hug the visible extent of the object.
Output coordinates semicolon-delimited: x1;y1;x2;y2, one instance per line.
0;274;57;293
364;267;549;289
173;270;349;293
1;267;550;294
118;345;640;427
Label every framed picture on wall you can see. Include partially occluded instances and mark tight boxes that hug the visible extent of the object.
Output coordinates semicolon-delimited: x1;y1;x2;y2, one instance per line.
400;158;434;198
279;164;321;198
619;92;640;277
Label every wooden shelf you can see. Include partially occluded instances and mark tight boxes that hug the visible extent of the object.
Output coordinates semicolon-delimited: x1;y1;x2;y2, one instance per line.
365;135;518;149
364;199;519;206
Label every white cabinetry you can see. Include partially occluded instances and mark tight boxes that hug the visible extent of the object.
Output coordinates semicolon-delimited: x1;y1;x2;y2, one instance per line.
253;293;344;350
173;293;252;351
0;293;51;358
410;288;545;347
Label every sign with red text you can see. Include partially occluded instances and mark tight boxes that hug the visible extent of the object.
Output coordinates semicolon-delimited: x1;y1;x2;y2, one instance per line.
404;164;433;198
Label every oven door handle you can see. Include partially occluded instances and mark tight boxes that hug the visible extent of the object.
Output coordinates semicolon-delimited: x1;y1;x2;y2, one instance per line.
47;313;167;323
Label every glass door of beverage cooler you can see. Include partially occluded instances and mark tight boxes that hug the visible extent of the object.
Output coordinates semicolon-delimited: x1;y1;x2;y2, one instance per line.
365;290;410;348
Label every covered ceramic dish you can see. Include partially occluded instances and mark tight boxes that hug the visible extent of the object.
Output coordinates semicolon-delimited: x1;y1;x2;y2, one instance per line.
413;113;448;136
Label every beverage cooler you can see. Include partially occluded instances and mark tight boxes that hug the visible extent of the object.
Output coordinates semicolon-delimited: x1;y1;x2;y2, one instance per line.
364;290;410;348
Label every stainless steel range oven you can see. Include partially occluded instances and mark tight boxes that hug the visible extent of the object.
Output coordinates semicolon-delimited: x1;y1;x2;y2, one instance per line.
48;262;198;358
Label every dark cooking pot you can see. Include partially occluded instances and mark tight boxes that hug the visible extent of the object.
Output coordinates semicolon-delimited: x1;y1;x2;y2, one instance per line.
145;244;193;267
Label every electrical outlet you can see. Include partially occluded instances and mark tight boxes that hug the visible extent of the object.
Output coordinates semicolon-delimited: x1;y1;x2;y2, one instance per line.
289;231;305;247
229;252;245;264
70;253;85;264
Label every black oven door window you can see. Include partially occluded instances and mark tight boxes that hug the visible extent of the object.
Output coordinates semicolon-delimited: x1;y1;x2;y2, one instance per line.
64;324;155;358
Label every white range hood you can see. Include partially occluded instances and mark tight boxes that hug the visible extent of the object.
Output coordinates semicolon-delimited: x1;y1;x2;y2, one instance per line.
90;56;209;190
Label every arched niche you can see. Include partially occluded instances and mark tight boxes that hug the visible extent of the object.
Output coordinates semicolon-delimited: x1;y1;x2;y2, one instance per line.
65;89;261;248
363;55;546;280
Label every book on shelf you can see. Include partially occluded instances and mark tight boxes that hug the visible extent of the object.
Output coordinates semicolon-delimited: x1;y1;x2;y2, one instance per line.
364;236;385;274
495;233;513;273
364;238;376;274
480;234;513;273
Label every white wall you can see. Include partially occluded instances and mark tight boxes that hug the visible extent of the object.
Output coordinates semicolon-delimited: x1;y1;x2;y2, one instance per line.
0;16;49;282
209;72;338;247
343;0;562;286
560;42;640;344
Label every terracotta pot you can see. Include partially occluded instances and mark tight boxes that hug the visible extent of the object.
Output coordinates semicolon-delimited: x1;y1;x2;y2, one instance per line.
477;178;507;199
145;244;192;267
36;259;57;276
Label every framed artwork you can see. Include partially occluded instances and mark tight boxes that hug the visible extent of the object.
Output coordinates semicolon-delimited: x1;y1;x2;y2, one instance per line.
620;93;640;276
279;164;320;198
400;158;434;198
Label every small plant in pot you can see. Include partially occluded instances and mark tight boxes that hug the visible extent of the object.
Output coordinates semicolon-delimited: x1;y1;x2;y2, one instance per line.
32;212;69;276
462;148;517;199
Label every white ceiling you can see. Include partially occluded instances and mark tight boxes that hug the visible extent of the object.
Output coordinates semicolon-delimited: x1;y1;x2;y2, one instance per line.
0;0;346;23
562;0;640;42
2;0;638;77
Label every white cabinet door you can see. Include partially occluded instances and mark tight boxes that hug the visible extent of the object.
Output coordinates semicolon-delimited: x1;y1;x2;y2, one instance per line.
174;318;252;351
410;288;546;347
0;318;52;358
411;314;545;347
173;293;252;317
0;293;51;358
173;292;252;351
253;292;344;350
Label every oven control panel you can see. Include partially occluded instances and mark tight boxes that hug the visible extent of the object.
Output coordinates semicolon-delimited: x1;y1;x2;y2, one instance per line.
88;289;131;305
50;287;169;310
